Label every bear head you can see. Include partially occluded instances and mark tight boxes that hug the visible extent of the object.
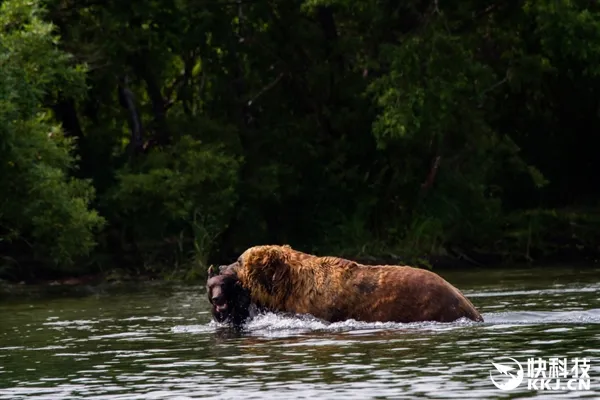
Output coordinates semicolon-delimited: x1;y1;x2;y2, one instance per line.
206;265;253;327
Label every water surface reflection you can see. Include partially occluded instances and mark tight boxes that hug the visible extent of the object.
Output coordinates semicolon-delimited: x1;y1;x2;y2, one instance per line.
0;266;599;399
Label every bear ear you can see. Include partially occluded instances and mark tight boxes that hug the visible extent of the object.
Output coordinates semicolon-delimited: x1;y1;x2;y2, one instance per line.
219;262;240;276
208;265;217;278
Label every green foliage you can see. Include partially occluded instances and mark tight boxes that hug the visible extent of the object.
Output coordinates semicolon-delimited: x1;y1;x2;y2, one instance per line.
365;18;507;256
105;134;240;271
0;0;104;271
2;0;600;280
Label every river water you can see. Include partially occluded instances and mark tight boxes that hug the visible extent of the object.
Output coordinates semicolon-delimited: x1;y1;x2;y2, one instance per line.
0;265;599;399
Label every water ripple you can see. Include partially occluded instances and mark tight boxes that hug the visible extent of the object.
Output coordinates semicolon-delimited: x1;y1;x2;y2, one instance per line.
0;272;599;399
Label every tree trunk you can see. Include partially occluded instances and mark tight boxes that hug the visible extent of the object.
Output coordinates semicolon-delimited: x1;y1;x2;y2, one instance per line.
52;96;83;139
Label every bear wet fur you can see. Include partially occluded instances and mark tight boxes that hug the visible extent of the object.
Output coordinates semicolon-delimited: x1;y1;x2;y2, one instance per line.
218;244;484;324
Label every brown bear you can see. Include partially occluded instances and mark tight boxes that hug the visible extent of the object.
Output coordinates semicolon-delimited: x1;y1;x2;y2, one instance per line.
206;265;255;327
218;244;484;324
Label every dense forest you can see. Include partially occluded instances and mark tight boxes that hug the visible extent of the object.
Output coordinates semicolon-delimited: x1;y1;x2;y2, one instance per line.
2;0;600;282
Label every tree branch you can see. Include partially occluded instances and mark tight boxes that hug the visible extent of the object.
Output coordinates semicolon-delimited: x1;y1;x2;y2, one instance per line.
164;73;188;111
117;76;144;155
246;73;284;106
421;155;441;191
478;72;509;107
133;53;171;146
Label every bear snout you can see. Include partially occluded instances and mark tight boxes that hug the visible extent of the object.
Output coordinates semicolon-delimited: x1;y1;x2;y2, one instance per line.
212;294;225;305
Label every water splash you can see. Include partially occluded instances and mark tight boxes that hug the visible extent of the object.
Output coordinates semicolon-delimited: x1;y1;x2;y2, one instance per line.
2;272;600;399
172;310;481;339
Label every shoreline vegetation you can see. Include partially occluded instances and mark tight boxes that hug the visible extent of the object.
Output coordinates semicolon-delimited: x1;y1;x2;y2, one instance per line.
3;245;600;287
2;0;600;284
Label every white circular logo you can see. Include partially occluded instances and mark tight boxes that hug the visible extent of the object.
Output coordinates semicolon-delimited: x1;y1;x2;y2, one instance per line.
490;357;524;391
